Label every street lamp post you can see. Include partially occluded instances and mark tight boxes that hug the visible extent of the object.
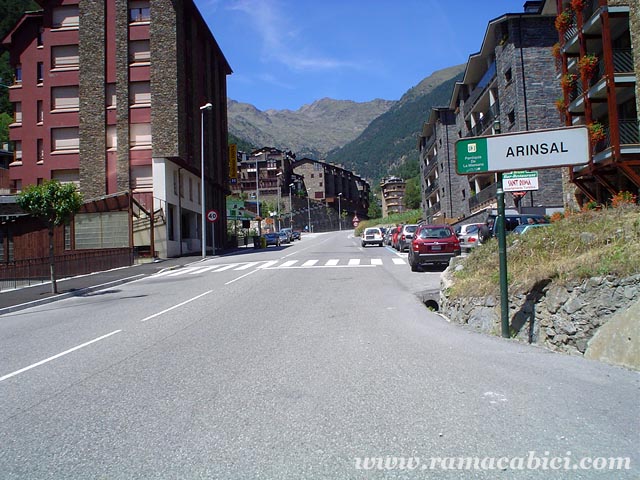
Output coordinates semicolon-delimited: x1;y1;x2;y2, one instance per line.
276;172;282;231
289;183;294;229
200;102;212;259
337;192;343;231
256;153;261;236
307;193;311;233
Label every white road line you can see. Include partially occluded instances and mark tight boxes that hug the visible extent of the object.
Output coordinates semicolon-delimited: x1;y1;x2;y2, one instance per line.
187;266;217;275
302;260;318;267
371;258;383;265
141;290;212;322
392;258;406;265
212;264;239;272
258;260;279;269
225;269;259;285
167;268;198;277
233;262;258;270
0;330;122;383
280;260;299;267
348;259;361;266
325;259;340;266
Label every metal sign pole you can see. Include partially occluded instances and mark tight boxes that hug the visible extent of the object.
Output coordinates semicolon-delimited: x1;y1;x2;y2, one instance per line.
496;172;509;338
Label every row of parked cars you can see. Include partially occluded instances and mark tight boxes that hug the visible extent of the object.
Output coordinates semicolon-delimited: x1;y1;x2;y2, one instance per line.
362;212;551;272
263;228;301;247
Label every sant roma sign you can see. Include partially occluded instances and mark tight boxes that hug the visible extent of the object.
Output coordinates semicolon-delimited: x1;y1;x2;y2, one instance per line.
455;126;590;175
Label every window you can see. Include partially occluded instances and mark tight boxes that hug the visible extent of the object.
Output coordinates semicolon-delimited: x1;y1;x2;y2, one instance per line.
106;84;116;109
51;169;80;187
37;27;43;46
129;123;151;148
129;40;150;64
505;68;512;83
189;178;193;201
129;82;151;106
131;166;152;191
106;126;117;149
37;100;43;123
173;170;178;195
52;5;79;29
14;64;22;84
52;86;79;111
13;141;22;162
52;45;79;70
310;173;314;178
36;62;44;83
14;103;22;124
37;139;43;163
129;1;150;23
51;127;80;153
508;110;515;125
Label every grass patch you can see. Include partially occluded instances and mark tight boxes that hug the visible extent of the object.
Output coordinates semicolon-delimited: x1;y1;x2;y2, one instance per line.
448;206;640;299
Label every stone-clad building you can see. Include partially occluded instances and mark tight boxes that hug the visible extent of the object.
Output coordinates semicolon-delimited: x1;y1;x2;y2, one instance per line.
418;1;566;222
379;176;406;217
2;0;231;258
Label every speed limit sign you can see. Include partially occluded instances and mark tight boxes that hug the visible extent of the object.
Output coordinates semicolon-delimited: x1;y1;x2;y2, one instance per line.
206;209;219;223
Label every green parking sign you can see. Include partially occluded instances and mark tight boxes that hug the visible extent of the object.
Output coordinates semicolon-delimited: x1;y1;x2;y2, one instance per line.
456;138;488;174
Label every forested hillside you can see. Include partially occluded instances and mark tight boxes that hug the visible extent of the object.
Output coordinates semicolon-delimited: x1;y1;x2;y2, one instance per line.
325;71;463;181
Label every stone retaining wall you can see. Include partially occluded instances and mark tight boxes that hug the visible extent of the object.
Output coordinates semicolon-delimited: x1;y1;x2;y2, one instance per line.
440;263;639;367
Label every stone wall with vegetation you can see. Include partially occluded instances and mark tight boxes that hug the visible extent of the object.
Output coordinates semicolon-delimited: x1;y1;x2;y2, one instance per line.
440;262;639;370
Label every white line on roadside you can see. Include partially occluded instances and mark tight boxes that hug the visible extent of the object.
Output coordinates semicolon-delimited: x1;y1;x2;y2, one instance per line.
140;290;212;322
0;330;122;383
225;269;259;284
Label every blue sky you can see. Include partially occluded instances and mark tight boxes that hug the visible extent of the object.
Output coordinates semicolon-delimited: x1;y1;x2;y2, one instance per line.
197;0;531;111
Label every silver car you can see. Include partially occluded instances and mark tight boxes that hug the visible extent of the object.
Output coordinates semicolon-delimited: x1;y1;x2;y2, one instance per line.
397;224;418;252
361;227;384;247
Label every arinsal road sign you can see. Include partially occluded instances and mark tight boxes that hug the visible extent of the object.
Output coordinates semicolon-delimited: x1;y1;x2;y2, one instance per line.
455;126;589;175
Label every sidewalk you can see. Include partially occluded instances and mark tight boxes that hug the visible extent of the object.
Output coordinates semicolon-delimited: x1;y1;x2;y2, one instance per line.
0;256;197;315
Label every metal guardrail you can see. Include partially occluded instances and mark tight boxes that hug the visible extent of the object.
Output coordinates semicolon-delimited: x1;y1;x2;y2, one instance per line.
0;248;134;292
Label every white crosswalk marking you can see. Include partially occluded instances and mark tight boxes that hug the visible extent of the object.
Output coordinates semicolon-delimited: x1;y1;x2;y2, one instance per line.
371;258;383;265
302;260;318;267
325;259;339;266
392;258;406;265
258;260;279;269
280;260;299;267
167;267;199;276
348;259;360;266
234;262;259;270
212;264;239;272
188;266;219;274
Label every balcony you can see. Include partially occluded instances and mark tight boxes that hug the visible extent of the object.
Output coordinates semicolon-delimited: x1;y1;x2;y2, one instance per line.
424;180;439;199
463;62;496;117
619;119;640;146
467;102;500;138
425;201;441;218
468;182;497;211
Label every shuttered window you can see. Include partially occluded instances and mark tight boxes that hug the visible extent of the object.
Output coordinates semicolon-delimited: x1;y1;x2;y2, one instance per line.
106;84;116;108
52;127;79;153
52;86;79;111
14;141;22;161
129;40;150;64
52;169;80;187
52;45;79;69
52;6;79;29
131;165;153;190
106;126;117;149
129;1;150;23
129;123;151;147
129;82;151;106
14;103;21;123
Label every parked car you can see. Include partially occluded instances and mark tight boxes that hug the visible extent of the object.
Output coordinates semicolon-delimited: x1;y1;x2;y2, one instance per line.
291;230;301;240
383;227;394;246
391;225;403;250
479;214;549;243
457;223;484;253
277;231;291;244
263;232;281;246
280;227;294;242
361;227;384;247
408;224;461;271
398;224;419;252
513;223;551;235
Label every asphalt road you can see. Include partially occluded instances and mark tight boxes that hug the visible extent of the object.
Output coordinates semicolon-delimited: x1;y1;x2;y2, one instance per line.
0;231;638;479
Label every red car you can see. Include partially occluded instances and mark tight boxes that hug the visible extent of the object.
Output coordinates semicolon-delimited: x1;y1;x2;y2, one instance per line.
391;225;403;250
408;224;461;271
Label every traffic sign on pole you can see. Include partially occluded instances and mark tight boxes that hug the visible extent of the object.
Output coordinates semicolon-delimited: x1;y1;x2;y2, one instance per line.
206;209;218;223
455;126;589;175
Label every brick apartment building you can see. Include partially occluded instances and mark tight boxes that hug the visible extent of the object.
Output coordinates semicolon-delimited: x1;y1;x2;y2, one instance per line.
418;1;566;223
379;176;406;217
2;0;231;258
